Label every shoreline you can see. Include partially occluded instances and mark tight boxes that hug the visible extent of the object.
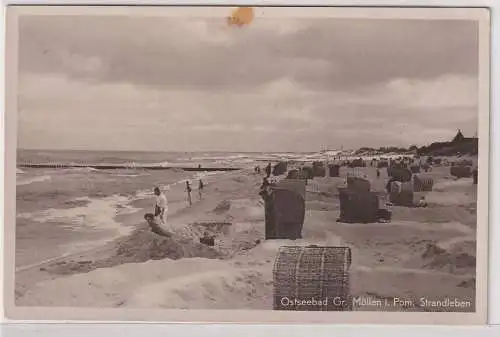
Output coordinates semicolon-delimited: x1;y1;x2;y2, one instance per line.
17;163;243;171
15;167;238;270
14;168;260;294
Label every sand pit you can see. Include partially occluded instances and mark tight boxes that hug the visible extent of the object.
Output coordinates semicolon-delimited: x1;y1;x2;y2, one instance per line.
41;196;267;278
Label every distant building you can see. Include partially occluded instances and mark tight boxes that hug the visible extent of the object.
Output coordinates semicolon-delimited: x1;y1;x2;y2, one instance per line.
452;129;477;143
452;129;465;143
417;129;478;156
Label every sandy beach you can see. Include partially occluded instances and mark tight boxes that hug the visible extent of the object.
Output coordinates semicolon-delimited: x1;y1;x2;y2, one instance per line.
15;160;477;312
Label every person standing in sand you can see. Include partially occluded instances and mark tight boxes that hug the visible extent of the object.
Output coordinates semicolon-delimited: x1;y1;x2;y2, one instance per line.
185;181;193;207
265;163;272;178
198;179;204;200
154;187;168;226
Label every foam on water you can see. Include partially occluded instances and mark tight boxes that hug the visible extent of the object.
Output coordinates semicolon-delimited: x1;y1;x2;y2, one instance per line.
16;175;51;186
61;167;105;174
134;171;223;200
188;154;251;161
16;168;25;174
17;194;139;236
114;173;151;177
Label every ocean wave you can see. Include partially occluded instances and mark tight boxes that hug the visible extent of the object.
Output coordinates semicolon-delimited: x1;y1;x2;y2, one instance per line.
17;194;139;236
16;168;25;174
16;175;51;186
134;171;224;200
187;154;251;161
61;167;107;174
114;173;151;178
193;171;221;179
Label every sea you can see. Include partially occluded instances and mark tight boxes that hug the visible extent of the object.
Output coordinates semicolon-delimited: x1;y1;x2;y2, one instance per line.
15;148;409;271
14;149;325;271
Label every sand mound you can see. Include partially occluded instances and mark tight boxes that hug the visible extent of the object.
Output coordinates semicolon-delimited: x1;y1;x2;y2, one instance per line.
306;200;339;211
125;267;273;309
213;200;231;214
224;199;264;222
217;223;264;257
113;228;224;261
420;239;476;274
425;191;476;206
43;227;225;276
232;176;248;183
433;179;474;192
457;277;475;288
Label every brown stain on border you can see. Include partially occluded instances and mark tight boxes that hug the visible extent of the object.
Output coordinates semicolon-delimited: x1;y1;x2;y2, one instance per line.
227;7;254;27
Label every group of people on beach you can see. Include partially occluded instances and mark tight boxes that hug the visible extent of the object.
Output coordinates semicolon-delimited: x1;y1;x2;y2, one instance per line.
144;179;205;237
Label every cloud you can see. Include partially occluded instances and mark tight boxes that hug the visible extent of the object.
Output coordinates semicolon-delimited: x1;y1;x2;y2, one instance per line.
380;75;478;109
18;71;478;151
16;15;479;151
19;16;478;92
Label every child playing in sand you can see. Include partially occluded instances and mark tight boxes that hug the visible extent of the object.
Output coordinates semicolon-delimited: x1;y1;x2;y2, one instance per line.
154;187;168;225
144;213;173;238
418;196;428;208
185;181;192;207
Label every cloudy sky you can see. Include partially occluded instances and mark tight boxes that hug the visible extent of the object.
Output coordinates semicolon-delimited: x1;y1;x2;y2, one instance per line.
17;14;479;152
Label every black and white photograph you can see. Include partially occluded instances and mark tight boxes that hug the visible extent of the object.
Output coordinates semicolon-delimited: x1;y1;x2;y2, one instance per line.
3;5;490;324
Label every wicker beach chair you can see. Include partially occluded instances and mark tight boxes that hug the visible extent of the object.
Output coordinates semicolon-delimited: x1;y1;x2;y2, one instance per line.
338;187;379;223
450;166;472;178
376;160;388;168
264;180;306;240
312;162;326;177
328;164;340;177
286;169;300;180
346;176;371;193
413;174;434;192
301;166;314;180
389;181;415;206
273;162;288;176
387;167;412;182
273;245;352;311
410;165;421;174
